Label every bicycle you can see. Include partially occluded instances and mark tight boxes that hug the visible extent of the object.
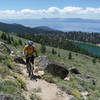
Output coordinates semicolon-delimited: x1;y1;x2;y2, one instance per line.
27;56;35;79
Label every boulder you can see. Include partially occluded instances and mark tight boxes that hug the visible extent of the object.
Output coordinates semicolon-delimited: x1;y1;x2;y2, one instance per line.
36;56;51;69
68;67;81;74
14;56;26;65
36;56;69;79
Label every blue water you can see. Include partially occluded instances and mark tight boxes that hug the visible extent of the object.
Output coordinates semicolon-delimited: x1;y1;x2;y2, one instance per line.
74;42;100;56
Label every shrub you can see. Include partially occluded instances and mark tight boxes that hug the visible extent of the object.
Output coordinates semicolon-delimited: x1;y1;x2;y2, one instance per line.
40;44;46;54
1;32;7;40
4;59;12;69
42;73;55;83
92;58;96;64
52;48;57;55
18;39;23;45
33;87;42;93
0;66;10;78
0;80;18;94
58;53;60;57
30;94;42;100
71;90;81;99
68;52;72;59
13;74;26;91
0;80;25;100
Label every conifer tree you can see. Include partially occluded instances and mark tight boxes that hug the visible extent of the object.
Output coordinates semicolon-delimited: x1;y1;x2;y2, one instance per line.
68;52;72;59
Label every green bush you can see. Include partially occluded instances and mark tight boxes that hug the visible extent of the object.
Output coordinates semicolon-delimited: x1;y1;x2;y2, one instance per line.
33;87;42;93
92;58;96;64
0;80;18;94
13;74;26;91
4;59;12;69
71;90;81;99
42;73;55;83
0;80;25;100
30;94;42;100
18;39;23;45
0;66;10;78
40;44;46;54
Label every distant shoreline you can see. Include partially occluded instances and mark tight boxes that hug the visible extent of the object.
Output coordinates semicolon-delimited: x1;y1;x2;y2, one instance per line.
68;39;100;47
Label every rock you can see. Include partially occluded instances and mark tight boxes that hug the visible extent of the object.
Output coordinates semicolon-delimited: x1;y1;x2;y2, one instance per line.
81;91;89;100
84;75;96;85
68;95;75;100
36;56;51;69
90;79;96;85
69;67;81;74
36;56;69;79
37;71;45;76
64;77;70;81
14;56;26;65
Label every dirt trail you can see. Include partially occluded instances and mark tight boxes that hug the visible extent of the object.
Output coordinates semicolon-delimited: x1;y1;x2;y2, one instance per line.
21;66;72;100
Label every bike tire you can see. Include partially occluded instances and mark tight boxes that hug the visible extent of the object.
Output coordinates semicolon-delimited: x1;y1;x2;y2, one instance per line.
28;63;31;77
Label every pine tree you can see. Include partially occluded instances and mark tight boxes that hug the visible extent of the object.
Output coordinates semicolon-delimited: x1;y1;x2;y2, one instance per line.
18;39;23;45
7;34;11;44
1;33;7;40
92;58;96;64
68;52;72;59
52;48;57;55
40;44;46;54
58;52;60;57
52;48;55;55
13;40;18;47
10;36;14;42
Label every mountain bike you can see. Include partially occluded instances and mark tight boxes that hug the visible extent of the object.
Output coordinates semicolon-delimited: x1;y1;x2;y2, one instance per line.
27;56;35;79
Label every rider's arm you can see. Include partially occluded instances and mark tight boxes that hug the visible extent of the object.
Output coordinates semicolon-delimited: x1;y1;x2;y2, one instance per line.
23;46;27;55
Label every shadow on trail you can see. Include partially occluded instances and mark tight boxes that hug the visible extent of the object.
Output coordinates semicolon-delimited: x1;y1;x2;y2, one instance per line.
31;75;41;81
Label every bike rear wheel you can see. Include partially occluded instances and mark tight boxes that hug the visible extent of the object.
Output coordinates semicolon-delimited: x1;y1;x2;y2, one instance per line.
28;62;31;77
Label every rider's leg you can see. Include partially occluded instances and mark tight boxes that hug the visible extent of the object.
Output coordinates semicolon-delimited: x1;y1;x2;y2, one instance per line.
31;55;34;76
26;64;28;70
26;56;29;72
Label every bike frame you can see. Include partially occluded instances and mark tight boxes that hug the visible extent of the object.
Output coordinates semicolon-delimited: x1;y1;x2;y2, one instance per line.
27;56;34;78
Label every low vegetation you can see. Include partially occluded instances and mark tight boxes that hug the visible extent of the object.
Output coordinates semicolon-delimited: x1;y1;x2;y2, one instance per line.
0;31;100;100
30;94;42;100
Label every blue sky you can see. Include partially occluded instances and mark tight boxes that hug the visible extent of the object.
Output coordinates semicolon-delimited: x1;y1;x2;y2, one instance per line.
0;0;100;19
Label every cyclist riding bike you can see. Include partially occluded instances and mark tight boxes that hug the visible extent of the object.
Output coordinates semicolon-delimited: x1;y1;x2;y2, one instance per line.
23;40;38;73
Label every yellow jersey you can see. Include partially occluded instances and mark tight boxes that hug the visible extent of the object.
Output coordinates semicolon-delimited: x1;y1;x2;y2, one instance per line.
23;45;37;56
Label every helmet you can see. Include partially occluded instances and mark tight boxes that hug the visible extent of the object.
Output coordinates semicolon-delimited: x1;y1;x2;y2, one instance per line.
28;40;33;46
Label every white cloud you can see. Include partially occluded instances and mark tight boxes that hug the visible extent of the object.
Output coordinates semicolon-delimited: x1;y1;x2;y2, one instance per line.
0;7;100;19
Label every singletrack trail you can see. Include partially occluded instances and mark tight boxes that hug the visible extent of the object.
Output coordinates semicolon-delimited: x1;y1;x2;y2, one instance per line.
20;65;72;100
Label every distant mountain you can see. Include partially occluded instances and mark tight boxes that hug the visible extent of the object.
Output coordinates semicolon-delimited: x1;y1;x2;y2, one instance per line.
0;22;59;34
33;26;55;31
1;18;100;32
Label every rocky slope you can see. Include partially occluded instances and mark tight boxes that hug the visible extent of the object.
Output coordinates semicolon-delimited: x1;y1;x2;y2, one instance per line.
0;33;100;100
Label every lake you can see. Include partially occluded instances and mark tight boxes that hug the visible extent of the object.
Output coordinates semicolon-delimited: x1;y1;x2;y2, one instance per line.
74;42;100;56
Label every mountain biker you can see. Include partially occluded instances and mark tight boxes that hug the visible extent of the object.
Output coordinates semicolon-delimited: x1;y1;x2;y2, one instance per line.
23;40;38;72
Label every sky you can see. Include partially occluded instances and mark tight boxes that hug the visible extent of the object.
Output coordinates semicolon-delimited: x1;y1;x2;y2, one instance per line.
0;0;100;19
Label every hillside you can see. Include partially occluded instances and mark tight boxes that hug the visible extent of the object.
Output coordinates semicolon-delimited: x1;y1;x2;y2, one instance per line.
1;18;100;32
0;21;100;45
0;31;100;100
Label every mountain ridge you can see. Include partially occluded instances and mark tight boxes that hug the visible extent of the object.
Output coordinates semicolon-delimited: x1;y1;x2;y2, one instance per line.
1;18;100;32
